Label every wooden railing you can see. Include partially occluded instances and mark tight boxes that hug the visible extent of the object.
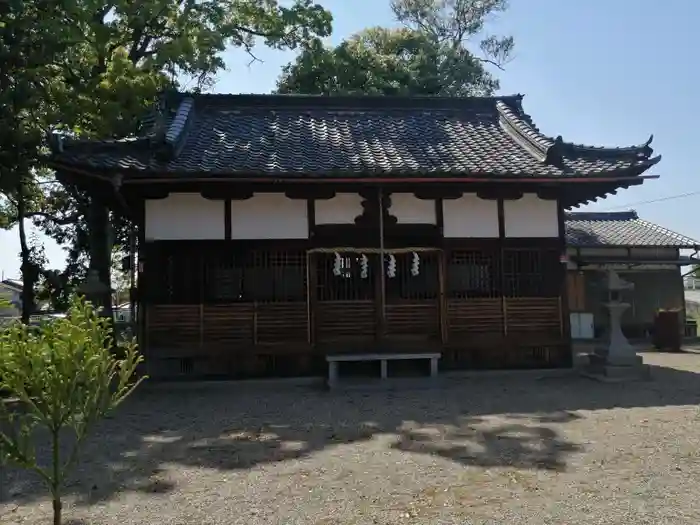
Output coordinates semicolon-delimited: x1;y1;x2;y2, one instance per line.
446;297;562;338
385;303;440;339
315;300;376;343
447;298;504;335
145;302;309;357
146;297;562;350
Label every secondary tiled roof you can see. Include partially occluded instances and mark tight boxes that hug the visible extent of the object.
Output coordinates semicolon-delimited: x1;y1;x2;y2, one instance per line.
565;211;699;248
0;279;22;292
50;93;661;179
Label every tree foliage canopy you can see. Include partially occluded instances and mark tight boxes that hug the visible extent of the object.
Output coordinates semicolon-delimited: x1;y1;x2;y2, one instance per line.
0;0;82;319
0;0;333;311
49;0;332;138
277;26;498;96
277;0;513;97
390;0;513;66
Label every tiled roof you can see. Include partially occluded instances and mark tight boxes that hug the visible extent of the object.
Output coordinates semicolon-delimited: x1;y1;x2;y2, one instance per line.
50;93;661;179
565;211;699;248
0;279;22;292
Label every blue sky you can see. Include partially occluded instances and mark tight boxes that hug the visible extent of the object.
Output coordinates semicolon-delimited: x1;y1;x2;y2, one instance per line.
0;0;696;279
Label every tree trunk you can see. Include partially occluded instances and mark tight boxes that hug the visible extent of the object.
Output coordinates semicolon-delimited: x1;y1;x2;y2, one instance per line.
51;430;62;525
52;497;62;525
17;179;34;324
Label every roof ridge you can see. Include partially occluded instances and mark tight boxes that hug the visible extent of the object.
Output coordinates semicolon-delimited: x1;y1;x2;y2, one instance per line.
162;97;195;159
167;90;526;111
496;98;662;165
565;210;639;221
176;91;524;101
496;99;553;164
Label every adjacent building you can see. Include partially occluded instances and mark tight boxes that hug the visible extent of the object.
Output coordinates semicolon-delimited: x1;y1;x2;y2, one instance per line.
565;211;698;340
0;279;22;318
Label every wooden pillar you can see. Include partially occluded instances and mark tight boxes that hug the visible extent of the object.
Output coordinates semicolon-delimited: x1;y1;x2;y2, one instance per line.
87;193;113;318
307;251;318;347
438;250;448;344
128;225;137;331
436;199;448;345
557;199;573;367
373;187;388;341
377;187;386;342
497;197;507;336
136;201;147;358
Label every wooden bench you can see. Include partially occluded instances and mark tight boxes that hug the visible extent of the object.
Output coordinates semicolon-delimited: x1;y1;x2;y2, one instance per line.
325;352;441;388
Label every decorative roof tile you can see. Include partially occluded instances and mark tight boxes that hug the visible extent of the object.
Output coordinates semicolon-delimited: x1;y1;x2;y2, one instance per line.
565;211;699;248
50;93;661;179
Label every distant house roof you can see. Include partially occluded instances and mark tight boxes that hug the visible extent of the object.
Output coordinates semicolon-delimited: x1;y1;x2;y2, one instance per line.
0;279;22;293
565;211;699;248
50;92;660;182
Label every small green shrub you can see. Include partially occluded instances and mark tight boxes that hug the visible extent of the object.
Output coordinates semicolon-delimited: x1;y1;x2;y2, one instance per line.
0;294;145;525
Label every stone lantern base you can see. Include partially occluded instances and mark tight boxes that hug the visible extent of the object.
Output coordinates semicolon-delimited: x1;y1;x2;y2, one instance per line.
582;353;651;382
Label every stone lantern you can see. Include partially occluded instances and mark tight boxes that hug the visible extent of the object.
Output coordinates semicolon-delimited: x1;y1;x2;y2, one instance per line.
77;269;112;317
585;269;650;381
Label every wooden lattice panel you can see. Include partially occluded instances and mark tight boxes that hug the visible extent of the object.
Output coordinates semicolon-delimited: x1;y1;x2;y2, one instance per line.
447;298;503;335
385;303;440;338
504;297;561;336
146;305;200;348
256;302;308;344
315;300;376;342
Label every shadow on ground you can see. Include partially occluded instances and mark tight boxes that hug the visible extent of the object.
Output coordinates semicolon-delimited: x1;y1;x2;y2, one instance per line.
2;354;700;508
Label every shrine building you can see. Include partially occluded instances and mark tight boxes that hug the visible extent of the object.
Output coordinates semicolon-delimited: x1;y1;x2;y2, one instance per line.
48;93;662;379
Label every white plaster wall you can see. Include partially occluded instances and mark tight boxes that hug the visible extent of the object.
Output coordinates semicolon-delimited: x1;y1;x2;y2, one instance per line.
390;193;436;224
504;194;559;237
443;194;499;238
145;193;224;240
314;193;364;225
231;193;308;239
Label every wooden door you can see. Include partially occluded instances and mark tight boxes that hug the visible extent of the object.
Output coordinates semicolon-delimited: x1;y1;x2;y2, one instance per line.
382;251;443;346
310;249;444;350
311;251;379;347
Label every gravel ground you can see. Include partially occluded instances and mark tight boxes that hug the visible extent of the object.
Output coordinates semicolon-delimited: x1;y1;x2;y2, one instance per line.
3;351;700;524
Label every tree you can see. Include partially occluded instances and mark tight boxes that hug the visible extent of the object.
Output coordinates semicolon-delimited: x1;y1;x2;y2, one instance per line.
2;0;333;313
0;295;144;525
277;26;498;96
390;0;514;69
0;0;78;322
277;0;513;97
